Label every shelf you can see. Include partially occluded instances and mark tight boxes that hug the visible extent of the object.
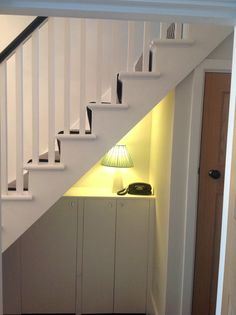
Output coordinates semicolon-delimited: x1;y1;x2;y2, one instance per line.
64;187;155;198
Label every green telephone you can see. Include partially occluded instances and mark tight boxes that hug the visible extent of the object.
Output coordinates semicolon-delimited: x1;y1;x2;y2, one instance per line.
117;182;152;196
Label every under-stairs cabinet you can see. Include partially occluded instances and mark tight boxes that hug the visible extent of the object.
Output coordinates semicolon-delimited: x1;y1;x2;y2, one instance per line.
3;194;155;315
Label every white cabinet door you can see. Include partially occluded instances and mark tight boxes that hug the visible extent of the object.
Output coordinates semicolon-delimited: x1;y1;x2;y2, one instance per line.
114;198;149;313
3;241;21;314
21;197;78;314
82;198;116;314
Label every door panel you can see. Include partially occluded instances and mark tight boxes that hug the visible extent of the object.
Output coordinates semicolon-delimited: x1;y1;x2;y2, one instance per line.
2;241;21;314
21;197;78;313
82;198;116;314
114;198;149;313
192;73;231;315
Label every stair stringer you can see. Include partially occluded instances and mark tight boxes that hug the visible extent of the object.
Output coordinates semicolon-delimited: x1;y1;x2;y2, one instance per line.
1;24;233;252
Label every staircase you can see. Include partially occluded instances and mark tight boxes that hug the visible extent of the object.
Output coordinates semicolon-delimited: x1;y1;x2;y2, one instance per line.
0;17;232;251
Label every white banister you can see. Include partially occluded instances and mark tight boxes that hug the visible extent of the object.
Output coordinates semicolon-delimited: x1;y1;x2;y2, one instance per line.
175;23;182;39
48;18;56;163
64;18;71;135
160;22;168;39
32;29;40;164
79;19;86;134
15;46;24;193
0;62;8;194
111;21;119;104
96;20;103;103
142;22;151;72
183;24;190;40
127;21;135;72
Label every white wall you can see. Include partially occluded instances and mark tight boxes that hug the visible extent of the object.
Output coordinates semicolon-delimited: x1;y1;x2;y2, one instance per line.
149;92;175;315
208;33;233;60
0;15;35;51
165;73;194;315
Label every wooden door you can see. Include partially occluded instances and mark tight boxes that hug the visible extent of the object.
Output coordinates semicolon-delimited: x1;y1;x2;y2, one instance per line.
192;72;231;315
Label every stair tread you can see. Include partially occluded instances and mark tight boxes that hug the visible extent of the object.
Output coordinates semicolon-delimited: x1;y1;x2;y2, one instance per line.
57;133;97;140
151;38;195;46
25;163;65;170
2;192;33;201
119;71;161;80
88;103;129;109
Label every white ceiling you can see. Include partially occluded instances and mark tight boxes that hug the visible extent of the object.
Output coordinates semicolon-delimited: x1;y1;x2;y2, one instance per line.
0;0;235;25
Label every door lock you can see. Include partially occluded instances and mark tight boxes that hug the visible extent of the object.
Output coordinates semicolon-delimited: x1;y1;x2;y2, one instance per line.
208;169;221;179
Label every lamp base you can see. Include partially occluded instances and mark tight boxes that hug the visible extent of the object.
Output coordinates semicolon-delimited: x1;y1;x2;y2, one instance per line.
112;169;123;193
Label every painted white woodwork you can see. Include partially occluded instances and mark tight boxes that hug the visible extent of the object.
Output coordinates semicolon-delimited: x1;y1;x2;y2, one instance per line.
2;242;21;315
48;18;56;164
32;29;40;164
216;29;236;315
160;22;168;39
21;197;78;313
2;195;153;314
82;198;116;314
183;23;190;39
146;199;156;315
15;46;24;193
111;21;119;104
76;198;84;315
127;21;135;72
1;19;231;253
79;19;86;134
114;198;149;313
175;23;182;39
64;18;71;134
0;62;8;195
96;20;103;103
142;22;151;71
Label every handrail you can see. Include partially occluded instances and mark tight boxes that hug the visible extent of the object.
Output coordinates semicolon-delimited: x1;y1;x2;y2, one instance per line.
0;16;48;63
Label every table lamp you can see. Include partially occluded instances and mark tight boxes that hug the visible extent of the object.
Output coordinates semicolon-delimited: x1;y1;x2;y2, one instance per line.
101;144;134;193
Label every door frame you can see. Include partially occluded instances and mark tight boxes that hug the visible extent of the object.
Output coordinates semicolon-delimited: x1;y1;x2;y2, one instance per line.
180;58;232;315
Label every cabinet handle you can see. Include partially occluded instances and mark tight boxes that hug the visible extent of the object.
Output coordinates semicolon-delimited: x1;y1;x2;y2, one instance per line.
108;202;113;208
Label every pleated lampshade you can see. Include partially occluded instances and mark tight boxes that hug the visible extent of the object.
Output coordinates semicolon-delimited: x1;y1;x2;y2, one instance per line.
101;145;133;168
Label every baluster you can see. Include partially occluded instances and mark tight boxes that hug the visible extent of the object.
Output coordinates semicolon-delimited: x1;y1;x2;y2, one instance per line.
0;62;8;194
127;21;135;72
160;22;168;39
142;22;151;72
111;21;119;104
175;23;182;40
79;19;86;134
32;29;40;164
16;46;24;193
183;24;190;40
48;18;56;163
96;20;102;103
64;18;71;134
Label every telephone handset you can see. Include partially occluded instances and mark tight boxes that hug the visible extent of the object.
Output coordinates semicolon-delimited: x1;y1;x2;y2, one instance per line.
117;182;152;196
